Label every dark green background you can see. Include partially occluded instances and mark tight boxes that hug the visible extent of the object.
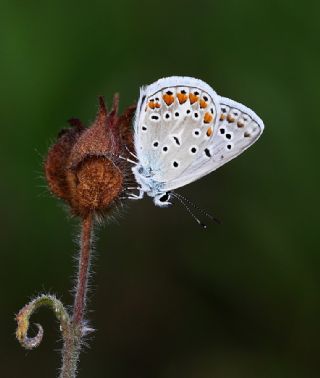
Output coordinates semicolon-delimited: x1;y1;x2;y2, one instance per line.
1;0;319;377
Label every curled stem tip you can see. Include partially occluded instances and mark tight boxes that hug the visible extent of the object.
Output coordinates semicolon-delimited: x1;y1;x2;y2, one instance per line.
16;294;70;350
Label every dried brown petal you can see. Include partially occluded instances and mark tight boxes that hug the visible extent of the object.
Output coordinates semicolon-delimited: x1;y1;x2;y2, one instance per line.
45;125;84;202
67;156;123;216
44;95;135;218
118;104;136;154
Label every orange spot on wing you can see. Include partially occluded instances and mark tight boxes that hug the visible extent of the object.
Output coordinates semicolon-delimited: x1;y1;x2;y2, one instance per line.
177;93;188;104
206;127;213;137
163;94;174;106
227;114;235;123
189;93;199;104
200;99;208;108
220;114;226;121
204;112;213;124
148;101;156;109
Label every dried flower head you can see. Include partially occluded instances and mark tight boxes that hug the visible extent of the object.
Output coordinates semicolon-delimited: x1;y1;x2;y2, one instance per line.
45;95;136;217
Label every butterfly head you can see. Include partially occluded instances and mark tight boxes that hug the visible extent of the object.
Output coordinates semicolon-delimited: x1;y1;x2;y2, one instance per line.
153;192;172;207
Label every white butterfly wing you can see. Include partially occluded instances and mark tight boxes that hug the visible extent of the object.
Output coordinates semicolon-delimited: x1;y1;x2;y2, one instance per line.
162;97;264;191
134;77;219;180
133;76;264;192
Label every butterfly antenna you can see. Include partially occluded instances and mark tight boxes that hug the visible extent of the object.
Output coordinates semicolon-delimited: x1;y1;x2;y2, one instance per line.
173;192;221;224
170;192;207;229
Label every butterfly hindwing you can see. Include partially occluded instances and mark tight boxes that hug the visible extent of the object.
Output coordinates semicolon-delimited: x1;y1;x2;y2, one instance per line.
162;97;264;191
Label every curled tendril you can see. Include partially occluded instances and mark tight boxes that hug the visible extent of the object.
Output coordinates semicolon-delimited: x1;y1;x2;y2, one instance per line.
16;294;70;350
17;322;44;349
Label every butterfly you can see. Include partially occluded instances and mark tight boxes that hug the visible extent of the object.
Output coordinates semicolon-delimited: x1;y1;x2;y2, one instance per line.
126;76;264;210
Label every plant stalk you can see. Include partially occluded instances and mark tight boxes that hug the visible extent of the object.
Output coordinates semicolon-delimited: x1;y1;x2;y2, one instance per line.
73;213;93;325
59;213;93;378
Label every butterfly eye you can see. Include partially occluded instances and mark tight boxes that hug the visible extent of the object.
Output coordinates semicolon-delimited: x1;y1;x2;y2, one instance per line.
159;193;170;202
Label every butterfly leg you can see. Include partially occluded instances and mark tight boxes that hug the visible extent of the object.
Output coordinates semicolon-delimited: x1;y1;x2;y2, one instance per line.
118;155;137;165
125;186;145;200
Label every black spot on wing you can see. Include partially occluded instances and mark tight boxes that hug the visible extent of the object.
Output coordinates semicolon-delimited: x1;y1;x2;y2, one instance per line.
204;148;211;157
139;95;146;112
173;136;180;146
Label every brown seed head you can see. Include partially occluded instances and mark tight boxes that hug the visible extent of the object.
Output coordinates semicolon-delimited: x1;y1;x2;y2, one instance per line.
45;95;136;217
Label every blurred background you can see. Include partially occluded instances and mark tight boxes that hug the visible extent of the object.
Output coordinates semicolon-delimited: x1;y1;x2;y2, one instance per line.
1;0;319;377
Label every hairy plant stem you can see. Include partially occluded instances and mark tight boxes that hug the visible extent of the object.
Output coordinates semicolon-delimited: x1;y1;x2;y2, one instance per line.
73;214;93;325
16;213;95;377
60;213;93;378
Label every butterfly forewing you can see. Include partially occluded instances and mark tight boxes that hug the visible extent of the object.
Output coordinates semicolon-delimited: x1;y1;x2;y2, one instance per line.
135;81;219;182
